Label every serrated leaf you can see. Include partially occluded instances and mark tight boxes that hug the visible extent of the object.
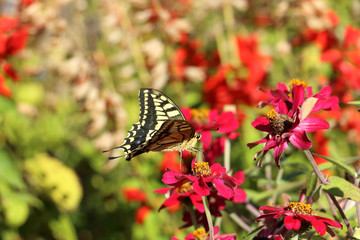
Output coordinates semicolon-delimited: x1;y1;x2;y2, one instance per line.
313;153;356;177
322;176;360;202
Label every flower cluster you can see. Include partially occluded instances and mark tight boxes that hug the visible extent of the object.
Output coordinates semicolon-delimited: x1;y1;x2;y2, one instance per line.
0;15;29;97
156;160;246;230
247;80;339;167
172;227;236;240
256;202;342;238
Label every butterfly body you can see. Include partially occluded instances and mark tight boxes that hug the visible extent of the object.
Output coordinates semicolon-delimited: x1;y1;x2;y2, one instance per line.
107;88;201;161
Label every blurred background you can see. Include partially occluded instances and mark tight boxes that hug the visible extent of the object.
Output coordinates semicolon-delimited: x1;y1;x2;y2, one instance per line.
0;0;359;239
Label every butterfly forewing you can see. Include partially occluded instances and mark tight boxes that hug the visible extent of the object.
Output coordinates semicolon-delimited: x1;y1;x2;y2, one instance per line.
113;88;196;161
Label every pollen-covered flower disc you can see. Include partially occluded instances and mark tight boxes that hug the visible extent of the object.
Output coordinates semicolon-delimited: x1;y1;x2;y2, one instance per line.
105;88;201;161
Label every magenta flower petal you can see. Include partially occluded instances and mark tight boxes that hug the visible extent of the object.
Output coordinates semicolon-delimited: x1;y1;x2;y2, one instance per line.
273;140;288;167
247;137;268;149
310;218;327;236
233;171;245;185
210;163;226;174
232;188;246;203
298;117;330;132
289;129;312;149
162;171;182;185
189;194;204;213
277;100;289;115
193;179;210;196
251;117;272;132
213;178;233;199
290;85;305;114
284;215;301;230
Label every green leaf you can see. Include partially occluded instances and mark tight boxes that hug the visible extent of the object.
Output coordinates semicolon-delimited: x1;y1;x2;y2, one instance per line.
0;150;26;189
242;226;264;240
322;176;360;202
313;153;356;177
0;182;29;227
49;214;78;240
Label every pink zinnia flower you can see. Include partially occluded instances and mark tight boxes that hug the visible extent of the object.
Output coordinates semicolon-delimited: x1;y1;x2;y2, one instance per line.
156;171;246;215
172;226;236;240
256;202;342;237
182;108;240;150
154;182;204;213
162;160;242;200
259;79;339;113
247;85;330;167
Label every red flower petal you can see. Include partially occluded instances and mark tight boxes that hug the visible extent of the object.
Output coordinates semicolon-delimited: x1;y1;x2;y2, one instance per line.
289;129;312;149
0;73;11;97
297;117;330;132
213;178;233;199
284;215;301;230
192;179;210;196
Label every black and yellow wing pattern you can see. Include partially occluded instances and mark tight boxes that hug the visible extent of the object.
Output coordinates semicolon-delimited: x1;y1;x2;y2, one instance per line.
107;88;201;161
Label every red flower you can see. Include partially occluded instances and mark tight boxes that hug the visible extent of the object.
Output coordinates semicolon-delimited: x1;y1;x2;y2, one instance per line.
256;202;342;237
156;170;246;214
155;182;204;212
203;34;271;110
248;85;330;167
259;79;339;113
0;16;28;58
0;74;11;97
0;15;29;97
320;26;360;102
182;107;240;154
171;33;207;82
122;187;147;203
172;226;236;240
162;160;242;200
135;206;151;224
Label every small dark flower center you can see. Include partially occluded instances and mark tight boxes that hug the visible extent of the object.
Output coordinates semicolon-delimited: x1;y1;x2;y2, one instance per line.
177;182;193;194
267;109;294;135
192;228;209;240
192;162;211;177
286;202;313;215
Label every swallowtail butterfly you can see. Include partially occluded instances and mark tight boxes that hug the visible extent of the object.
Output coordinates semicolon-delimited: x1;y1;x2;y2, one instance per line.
105;88;201;161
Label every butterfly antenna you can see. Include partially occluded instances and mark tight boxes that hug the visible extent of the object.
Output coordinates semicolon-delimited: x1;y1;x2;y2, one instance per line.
102;146;122;153
201;139;212;151
199;119;219;133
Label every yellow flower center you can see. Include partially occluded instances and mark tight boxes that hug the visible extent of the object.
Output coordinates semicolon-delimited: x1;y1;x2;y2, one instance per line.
289;79;307;88
266;109;277;121
286;202;313;215
191;109;210;125
192;162;211;177
193;228;209;240
177;182;193;194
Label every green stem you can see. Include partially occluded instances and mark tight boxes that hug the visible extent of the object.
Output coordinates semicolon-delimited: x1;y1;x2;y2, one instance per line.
303;149;354;234
202;196;214;240
303;149;328;185
187;202;198;229
224;137;231;171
